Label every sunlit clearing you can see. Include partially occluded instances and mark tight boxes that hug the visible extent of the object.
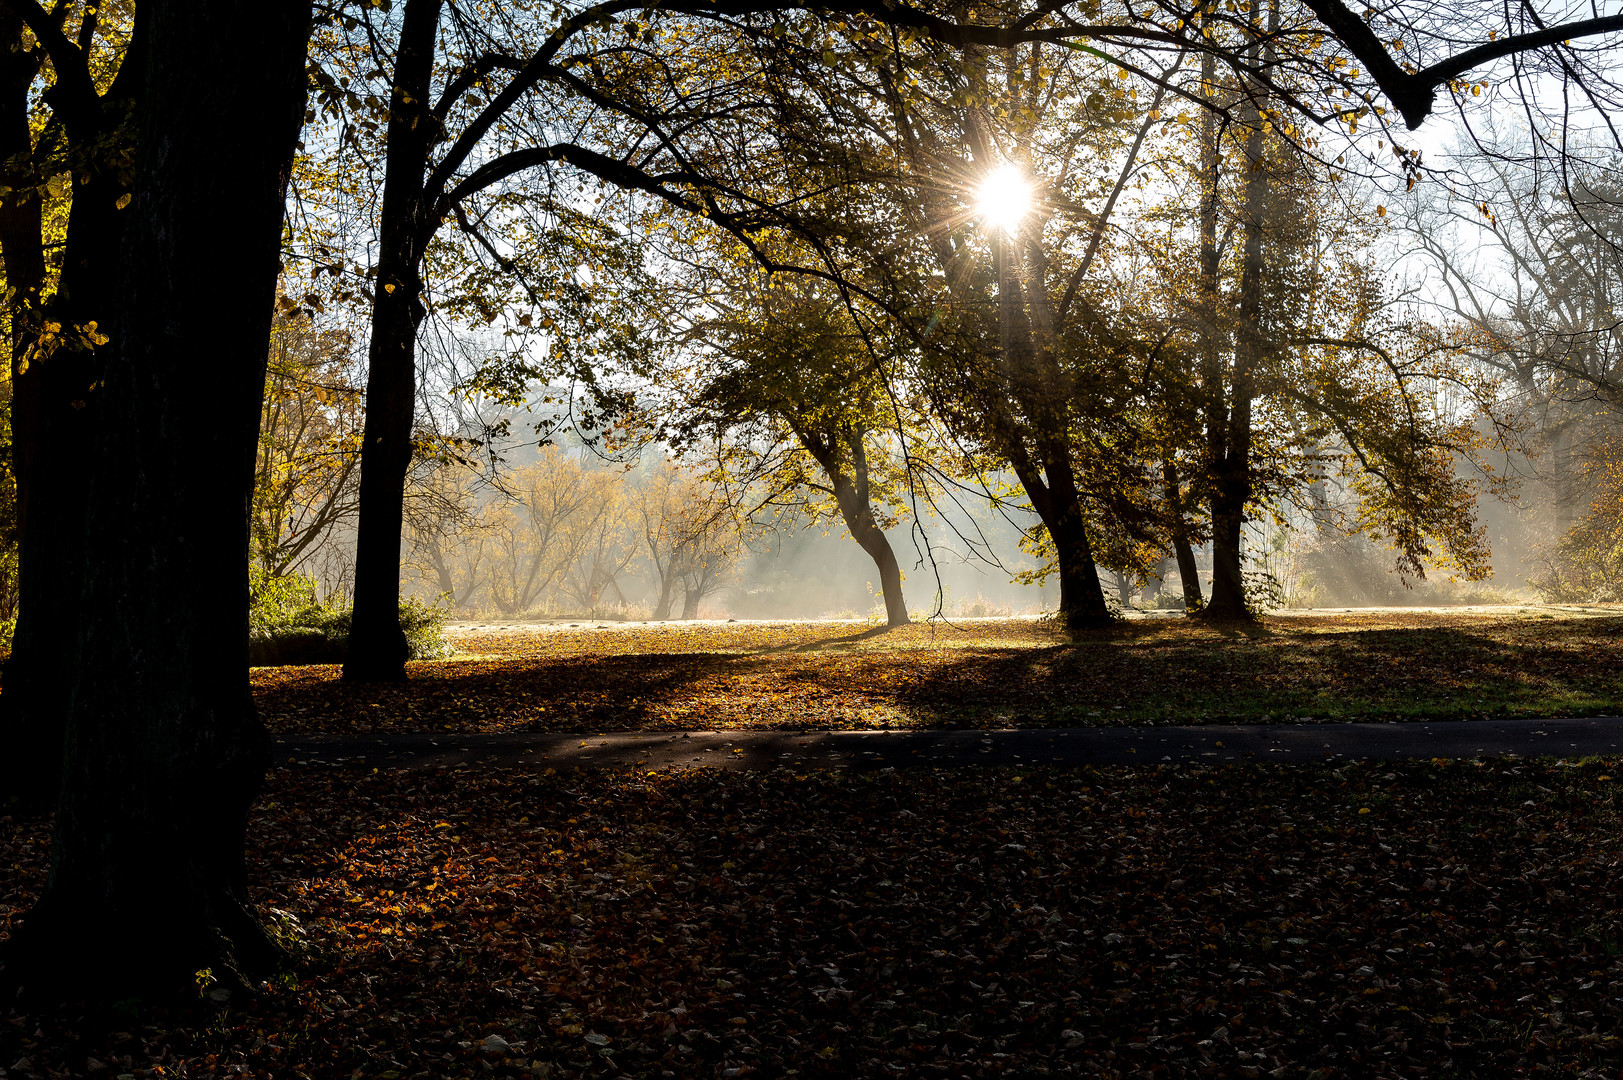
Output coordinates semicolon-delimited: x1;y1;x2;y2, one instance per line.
976;165;1033;234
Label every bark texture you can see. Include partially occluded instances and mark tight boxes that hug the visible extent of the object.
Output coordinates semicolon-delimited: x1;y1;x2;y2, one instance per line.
3;0;311;996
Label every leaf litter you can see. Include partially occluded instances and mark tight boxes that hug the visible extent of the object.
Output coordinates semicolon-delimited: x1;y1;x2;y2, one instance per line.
5;757;1623;1077
254;613;1623;735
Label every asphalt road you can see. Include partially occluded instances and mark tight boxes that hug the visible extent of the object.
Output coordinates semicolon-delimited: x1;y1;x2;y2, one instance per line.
277;715;1623;771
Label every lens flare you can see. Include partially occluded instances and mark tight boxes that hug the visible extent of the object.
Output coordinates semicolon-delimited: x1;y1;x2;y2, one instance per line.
976;165;1033;234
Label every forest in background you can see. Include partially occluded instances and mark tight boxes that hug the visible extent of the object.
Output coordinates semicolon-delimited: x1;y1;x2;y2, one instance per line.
1;2;1619;649
250;0;1623;626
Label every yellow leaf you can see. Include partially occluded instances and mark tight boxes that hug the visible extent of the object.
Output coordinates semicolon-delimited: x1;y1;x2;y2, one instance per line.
115;193;132;210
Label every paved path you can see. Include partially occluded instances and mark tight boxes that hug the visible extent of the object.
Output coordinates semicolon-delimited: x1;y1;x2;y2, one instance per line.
277;716;1623;771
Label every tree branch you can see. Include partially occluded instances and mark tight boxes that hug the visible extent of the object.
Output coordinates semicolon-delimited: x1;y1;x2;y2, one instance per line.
0;0;97;131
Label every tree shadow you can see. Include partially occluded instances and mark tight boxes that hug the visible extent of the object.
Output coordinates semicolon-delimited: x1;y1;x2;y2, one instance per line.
253;616;1623;736
762;625;899;654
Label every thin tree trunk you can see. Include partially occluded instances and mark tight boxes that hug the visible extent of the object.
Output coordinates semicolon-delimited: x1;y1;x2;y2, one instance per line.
344;0;444;682
837;497;909;627
4;0;310;996
803;427;911;627
1163;459;1203;612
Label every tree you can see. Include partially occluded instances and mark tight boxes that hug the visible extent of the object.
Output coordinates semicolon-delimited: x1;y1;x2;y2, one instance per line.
403;458;493;609
0;0;139;806
1534;431;1623;602
1406;146;1623;465
634;459;743;620
484;448;621;616
2;0;310;995
665;259;940;628
252;310;364;585
558;481;638;613
1133;97;1504;613
313;0;673;679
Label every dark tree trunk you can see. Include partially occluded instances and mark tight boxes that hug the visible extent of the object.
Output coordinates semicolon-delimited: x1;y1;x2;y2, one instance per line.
680;584;700;620
0;13;143;807
1007;435;1111;629
987;237;1111;630
3;0;310;996
0;10;52;806
1202;41;1270;623
1205;461;1251;618
1045;479;1111;628
344;0;443;682
1163;460;1204;612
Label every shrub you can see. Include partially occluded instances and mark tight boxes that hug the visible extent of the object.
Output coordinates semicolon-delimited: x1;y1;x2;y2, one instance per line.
249;570;450;666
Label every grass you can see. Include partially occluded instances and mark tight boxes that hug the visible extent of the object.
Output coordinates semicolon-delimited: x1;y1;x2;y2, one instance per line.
253;609;1623;736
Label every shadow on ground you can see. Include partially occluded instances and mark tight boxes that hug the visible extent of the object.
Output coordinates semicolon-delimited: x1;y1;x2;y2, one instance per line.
253;617;1623;735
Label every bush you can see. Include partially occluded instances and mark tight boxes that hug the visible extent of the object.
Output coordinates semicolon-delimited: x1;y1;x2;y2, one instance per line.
399;596;454;660
249;570;450;666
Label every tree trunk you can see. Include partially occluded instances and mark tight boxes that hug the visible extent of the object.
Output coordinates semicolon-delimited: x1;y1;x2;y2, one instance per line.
680;584;700;620
854;525;909;626
344;0;444;682
652;566;679;620
989;230;1111;630
3;0;310;997
1013;440;1111;629
1202;41;1269;623
0;13;141;807
1046;489;1111;628
805;428;911;627
1163;460;1203;613
1205;466;1249;618
842;510;909;627
0;10;53;807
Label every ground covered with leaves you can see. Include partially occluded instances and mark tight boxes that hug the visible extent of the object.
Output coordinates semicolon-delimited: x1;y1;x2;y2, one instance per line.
5;758;1623;1078
253;610;1623;735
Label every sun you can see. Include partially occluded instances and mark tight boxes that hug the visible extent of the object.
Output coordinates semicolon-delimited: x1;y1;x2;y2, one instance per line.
976;164;1034;235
